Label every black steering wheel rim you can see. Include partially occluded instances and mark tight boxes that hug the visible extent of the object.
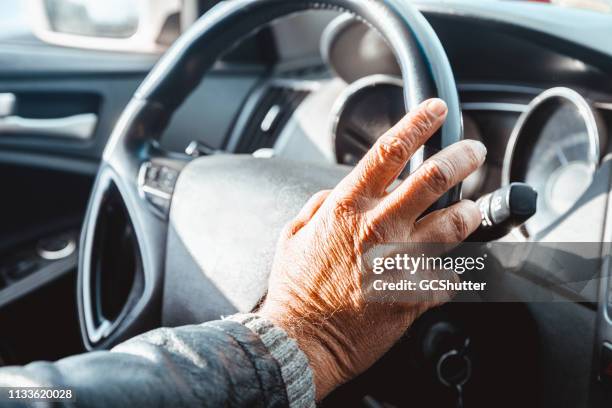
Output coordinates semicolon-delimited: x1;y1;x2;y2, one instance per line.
78;0;463;350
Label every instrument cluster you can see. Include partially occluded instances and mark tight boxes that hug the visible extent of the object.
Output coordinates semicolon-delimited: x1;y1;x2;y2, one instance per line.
331;81;606;240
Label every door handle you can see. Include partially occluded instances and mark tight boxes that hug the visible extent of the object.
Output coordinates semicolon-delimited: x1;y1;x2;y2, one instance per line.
0;113;98;140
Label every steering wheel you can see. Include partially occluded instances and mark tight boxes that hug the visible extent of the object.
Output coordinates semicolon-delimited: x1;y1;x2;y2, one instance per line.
77;0;463;350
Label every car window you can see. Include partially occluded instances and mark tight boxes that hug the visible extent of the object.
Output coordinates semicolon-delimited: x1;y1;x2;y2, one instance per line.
43;0;140;39
3;0;182;53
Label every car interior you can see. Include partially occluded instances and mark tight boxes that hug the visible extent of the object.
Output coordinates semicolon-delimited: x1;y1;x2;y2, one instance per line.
1;0;612;406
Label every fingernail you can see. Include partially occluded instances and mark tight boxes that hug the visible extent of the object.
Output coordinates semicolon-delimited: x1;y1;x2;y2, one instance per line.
426;99;447;117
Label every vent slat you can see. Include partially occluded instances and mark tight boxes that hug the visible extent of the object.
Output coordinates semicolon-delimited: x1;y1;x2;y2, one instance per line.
236;86;309;154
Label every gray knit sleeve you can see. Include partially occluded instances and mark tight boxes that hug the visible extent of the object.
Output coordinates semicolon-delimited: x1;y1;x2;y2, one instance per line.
227;313;316;408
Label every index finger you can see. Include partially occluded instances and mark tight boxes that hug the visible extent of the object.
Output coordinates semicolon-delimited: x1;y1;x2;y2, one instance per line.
335;98;448;198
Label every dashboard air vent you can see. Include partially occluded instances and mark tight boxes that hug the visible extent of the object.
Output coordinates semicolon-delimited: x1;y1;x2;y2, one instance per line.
236;86;309;153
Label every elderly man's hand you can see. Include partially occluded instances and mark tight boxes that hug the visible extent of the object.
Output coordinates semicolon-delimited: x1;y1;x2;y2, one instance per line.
257;98;487;400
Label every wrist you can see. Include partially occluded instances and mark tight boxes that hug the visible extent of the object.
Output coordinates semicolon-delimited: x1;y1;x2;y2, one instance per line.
257;305;348;401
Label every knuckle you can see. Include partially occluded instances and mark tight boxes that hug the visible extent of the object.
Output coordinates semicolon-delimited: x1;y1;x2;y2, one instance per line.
333;196;360;218
359;218;386;243
449;209;470;240
420;158;455;194
376;135;412;165
407;110;435;140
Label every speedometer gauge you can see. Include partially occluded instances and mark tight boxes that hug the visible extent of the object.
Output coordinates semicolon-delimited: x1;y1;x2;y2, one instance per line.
503;87;605;239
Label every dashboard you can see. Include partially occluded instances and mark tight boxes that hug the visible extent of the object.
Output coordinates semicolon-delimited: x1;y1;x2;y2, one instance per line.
257;13;612;247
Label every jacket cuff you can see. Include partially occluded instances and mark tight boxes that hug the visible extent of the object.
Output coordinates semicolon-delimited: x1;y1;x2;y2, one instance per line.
227;313;316;408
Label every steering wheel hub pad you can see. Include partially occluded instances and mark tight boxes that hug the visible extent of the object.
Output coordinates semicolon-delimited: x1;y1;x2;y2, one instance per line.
164;156;350;325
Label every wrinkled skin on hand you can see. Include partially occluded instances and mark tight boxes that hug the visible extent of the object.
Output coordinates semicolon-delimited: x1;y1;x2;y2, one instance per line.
257;99;487;400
